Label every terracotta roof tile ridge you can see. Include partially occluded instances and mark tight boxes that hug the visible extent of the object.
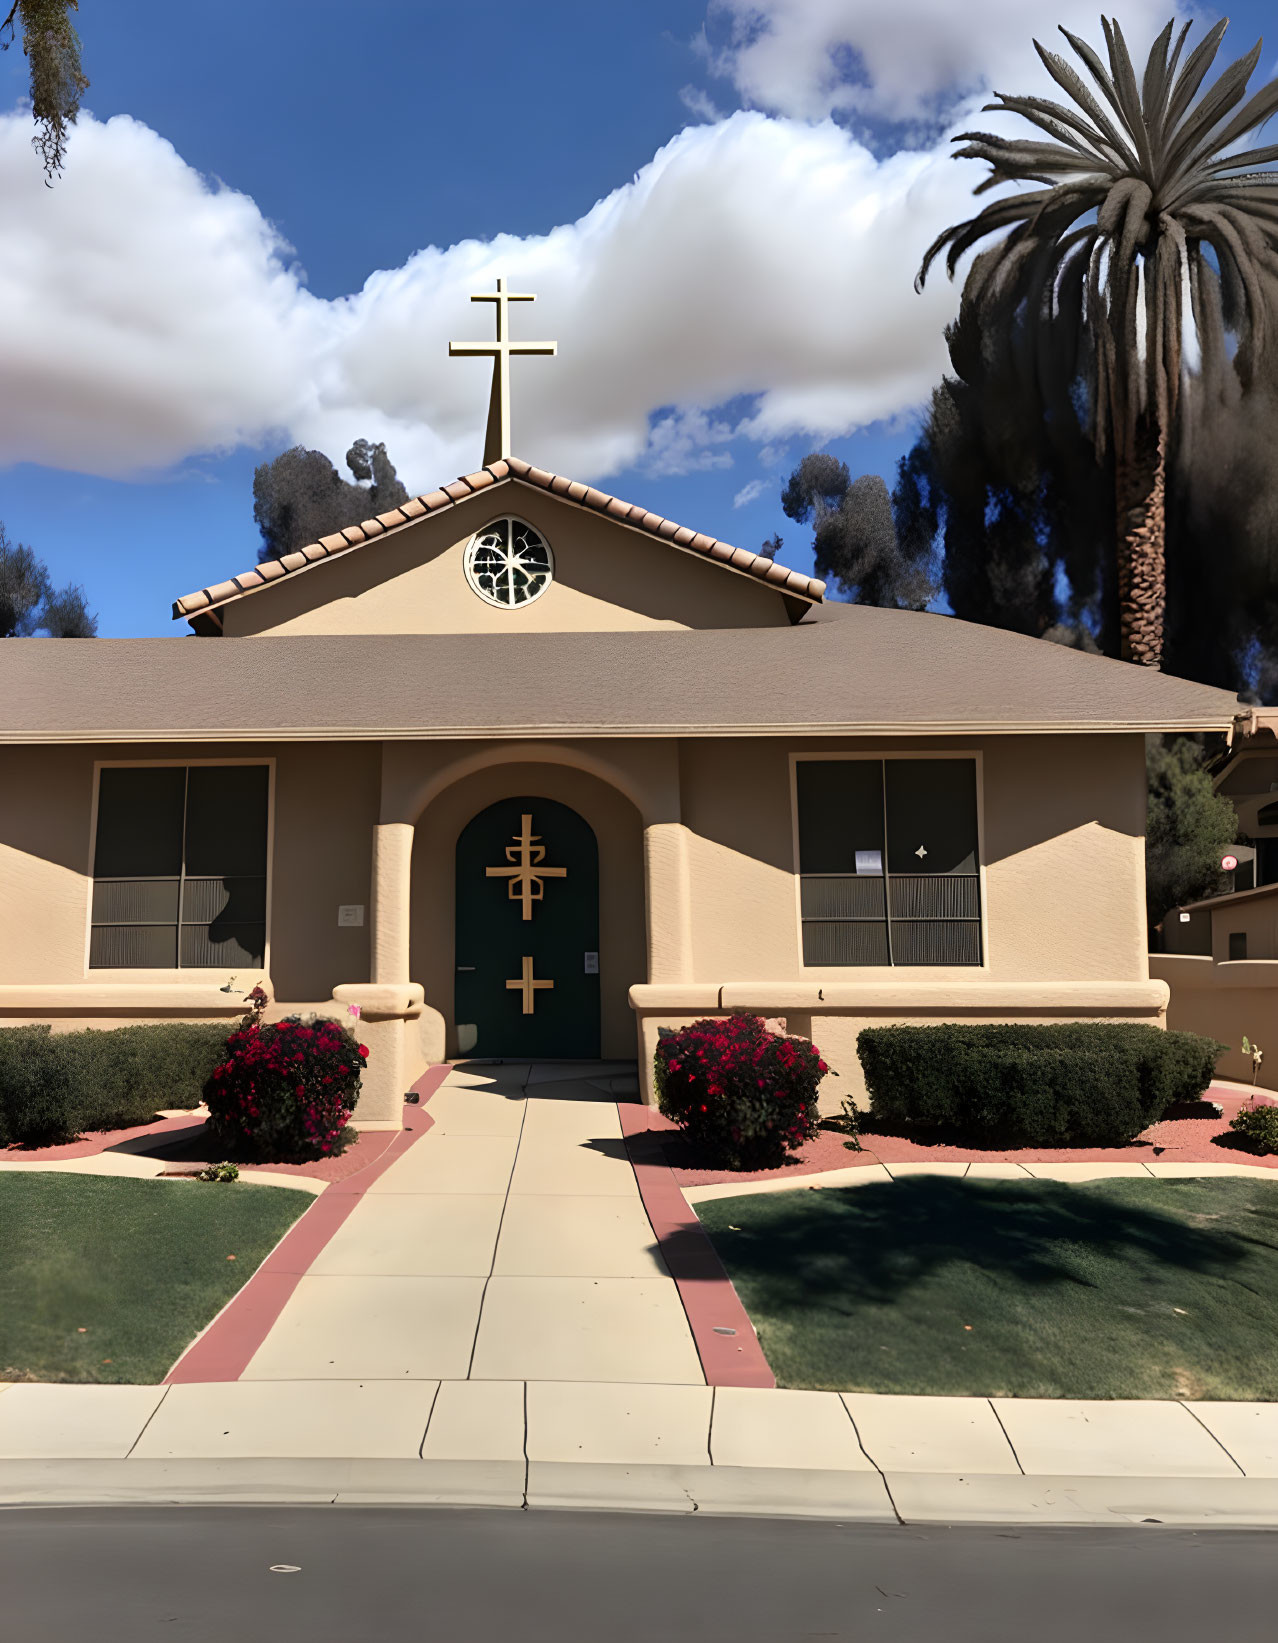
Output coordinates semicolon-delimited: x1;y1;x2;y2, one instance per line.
172;454;824;620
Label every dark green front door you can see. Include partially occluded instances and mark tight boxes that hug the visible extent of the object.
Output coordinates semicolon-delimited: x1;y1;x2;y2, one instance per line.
454;796;601;1059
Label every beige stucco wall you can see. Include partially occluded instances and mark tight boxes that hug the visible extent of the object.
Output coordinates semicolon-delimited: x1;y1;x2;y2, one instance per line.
0;741;378;1009
633;731;1160;1107
1153;954;1275;1089
671;733;1149;986
0;727;1162;1118
1208;896;1278;962
222;487;792;637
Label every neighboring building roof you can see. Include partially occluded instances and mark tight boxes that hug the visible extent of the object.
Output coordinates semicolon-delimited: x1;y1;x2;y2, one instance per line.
1181;881;1278;914
172;455;826;625
1;606;1243;744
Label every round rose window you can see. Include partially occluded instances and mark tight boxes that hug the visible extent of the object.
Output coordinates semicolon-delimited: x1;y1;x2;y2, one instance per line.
464;518;554;608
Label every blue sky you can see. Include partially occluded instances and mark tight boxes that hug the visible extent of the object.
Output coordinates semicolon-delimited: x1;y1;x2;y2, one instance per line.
0;0;1269;635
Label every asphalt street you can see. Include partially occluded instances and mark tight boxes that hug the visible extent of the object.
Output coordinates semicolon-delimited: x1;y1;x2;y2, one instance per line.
2;1506;1276;1642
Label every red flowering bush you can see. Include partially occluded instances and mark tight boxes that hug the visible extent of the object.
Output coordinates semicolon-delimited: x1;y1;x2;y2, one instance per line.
203;1015;367;1162
654;1014;826;1170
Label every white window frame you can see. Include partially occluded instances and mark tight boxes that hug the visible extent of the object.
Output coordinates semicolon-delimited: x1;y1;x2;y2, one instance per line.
84;757;276;980
788;750;989;973
462;515;556;609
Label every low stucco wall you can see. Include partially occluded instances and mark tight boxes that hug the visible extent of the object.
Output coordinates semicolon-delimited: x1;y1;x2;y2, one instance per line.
1152;953;1276;1090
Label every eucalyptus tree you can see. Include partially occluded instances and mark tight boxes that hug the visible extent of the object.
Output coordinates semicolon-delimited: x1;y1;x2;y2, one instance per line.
918;16;1278;667
2;0;89;179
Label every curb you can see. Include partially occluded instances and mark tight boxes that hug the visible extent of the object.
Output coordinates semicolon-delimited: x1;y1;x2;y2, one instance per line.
5;1459;1278;1525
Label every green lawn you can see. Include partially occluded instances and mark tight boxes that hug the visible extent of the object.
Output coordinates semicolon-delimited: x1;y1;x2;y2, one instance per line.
697;1176;1278;1400
0;1173;311;1384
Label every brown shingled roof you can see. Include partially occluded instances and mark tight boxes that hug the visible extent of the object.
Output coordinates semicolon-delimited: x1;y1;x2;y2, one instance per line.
1;613;1243;745
172;455;826;623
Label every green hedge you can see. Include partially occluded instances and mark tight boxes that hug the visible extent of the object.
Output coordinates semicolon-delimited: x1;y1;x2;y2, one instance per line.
856;1023;1224;1148
0;1022;233;1148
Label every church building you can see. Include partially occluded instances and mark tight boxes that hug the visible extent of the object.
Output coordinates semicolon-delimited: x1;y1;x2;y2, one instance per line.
0;282;1246;1124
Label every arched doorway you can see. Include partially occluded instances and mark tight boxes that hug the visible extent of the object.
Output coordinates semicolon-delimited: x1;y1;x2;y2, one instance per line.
454;795;601;1058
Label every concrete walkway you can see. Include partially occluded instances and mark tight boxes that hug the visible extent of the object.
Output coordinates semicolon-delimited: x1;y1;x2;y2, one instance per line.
238;1062;704;1386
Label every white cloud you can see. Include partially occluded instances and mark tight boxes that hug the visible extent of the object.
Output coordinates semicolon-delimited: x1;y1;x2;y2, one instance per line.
0;106;984;486
699;0;1177;125
733;477;768;507
0;114;322;474
639;407;736;476
679;83;725;123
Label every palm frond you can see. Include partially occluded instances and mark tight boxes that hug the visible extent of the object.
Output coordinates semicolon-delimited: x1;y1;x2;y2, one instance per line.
1100;18;1154;175
1031;41;1140;169
1161;18;1230;133
1161;38;1263;182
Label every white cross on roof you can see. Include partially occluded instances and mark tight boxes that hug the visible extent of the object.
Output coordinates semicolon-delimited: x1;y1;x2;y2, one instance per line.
449;277;557;465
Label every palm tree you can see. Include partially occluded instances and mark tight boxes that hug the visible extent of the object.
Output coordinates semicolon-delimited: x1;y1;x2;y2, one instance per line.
918;16;1278;668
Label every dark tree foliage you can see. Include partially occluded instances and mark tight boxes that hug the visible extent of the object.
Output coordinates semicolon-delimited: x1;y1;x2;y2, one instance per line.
252;439;411;563
783;289;1278;693
1;0;89;181
781;453;936;607
0;525;96;636
1145;736;1238;936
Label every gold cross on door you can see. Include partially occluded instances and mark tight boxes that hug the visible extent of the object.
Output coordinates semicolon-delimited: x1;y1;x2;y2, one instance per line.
485;812;567;920
506;955;553;1014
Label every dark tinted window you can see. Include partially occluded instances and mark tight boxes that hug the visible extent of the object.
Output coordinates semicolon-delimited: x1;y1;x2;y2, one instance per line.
885;759;979;875
93;767;185;878
796;760;883;874
185;765;269;876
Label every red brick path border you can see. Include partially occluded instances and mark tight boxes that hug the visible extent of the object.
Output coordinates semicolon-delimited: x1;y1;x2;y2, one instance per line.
619;1105;775;1389
164;1065;449;1383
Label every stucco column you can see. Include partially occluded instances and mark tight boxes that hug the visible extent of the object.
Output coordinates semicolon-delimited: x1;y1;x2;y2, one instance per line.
370;820;414;984
643;820;695;983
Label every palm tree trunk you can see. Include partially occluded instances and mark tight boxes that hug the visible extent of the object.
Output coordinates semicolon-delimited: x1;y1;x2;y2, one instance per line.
1114;418;1166;667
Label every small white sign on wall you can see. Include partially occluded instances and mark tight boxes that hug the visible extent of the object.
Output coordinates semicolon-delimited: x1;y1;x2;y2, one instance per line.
338;904;365;927
854;850;883;876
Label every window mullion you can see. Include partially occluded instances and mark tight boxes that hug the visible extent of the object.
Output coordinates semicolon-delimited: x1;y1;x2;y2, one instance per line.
880;759;894;967
176;765;190;970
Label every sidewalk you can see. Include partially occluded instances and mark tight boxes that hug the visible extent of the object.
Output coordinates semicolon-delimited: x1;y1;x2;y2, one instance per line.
5;1378;1278;1524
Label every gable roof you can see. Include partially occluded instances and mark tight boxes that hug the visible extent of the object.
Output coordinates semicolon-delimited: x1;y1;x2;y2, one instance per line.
172;455;826;627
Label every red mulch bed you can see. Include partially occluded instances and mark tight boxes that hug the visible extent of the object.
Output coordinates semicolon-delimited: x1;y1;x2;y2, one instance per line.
3;1110;396;1184
636;1084;1278;1187
132;1122;396;1183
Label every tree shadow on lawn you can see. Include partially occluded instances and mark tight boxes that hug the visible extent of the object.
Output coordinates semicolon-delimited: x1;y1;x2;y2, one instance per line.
693;1176;1271;1317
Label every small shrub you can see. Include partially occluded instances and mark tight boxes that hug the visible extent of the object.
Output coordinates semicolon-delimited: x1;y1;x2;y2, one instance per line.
654;1013;826;1170
857;1023;1224;1149
197;1160;240;1182
204;1015;367;1163
0;1021;233;1148
1229;1102;1278;1155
